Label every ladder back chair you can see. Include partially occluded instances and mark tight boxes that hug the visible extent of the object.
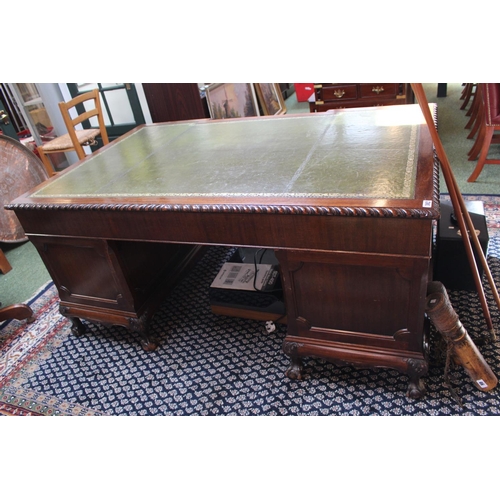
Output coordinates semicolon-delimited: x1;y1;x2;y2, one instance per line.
468;83;500;182
37;89;109;176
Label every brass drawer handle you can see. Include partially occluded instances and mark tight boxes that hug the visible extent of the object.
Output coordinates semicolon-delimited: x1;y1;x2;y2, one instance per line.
334;89;345;98
372;86;385;94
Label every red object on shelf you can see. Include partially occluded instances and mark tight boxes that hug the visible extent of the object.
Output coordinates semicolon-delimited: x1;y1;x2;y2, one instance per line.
294;83;314;102
17;129;31;139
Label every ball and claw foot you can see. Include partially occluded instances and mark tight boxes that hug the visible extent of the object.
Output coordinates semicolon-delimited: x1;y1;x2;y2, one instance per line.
283;341;305;380
140;335;159;352
70;317;86;336
285;361;304;380
129;315;159;351
285;358;304;380
406;358;428;399
407;377;427;399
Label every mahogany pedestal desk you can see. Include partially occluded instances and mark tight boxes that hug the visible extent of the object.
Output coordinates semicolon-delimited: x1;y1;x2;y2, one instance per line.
8;105;439;398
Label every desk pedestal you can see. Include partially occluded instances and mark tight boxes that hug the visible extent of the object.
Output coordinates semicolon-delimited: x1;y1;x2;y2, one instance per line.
30;236;204;350
277;248;431;399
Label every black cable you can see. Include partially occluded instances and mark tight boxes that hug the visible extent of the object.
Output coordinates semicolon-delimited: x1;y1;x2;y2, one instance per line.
252;248;282;293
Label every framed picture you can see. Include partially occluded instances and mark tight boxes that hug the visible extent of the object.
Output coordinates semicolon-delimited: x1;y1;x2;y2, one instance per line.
205;83;260;119
255;83;287;115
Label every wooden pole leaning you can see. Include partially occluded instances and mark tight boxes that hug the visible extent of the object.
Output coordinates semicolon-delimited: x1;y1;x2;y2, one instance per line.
411;83;499;341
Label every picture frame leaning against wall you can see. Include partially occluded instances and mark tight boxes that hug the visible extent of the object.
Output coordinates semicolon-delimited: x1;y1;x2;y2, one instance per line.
205;83;260;119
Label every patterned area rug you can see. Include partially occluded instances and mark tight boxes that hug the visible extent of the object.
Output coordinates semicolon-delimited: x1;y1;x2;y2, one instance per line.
443;194;500;236
3;196;500;416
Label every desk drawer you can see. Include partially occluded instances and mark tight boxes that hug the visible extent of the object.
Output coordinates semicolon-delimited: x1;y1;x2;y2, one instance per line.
359;83;399;100
316;84;357;102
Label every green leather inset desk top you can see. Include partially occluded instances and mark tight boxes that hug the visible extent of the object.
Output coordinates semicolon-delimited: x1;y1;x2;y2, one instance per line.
32;104;428;200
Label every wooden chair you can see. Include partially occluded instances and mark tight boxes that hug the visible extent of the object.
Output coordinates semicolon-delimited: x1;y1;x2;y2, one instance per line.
460;83;477;111
0;299;35;324
468;83;500;182
37;89;109;176
466;85;486;158
465;84;482;134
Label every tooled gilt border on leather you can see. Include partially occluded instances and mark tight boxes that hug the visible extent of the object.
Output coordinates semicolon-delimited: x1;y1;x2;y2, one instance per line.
7;155;441;218
8;110;441;219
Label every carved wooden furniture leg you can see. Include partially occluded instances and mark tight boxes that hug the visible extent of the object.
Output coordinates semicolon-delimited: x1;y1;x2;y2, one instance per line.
460;83;474;110
468;118;485;160
0;303;35;323
0;249;12;274
70;317;86;336
465;86;481;131
129;314;159;352
468;127;496;182
59;305;85;336
58;307;91;339
467;105;482;139
283;341;304;380
406;358;428;399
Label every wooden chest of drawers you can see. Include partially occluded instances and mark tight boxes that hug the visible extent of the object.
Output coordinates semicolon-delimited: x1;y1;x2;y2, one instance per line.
309;83;413;112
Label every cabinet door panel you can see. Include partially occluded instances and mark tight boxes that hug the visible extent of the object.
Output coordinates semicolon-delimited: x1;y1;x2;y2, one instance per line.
278;250;429;352
30;236;135;311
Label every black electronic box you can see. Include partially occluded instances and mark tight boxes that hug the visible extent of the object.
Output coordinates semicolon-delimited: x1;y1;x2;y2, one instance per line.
434;200;489;291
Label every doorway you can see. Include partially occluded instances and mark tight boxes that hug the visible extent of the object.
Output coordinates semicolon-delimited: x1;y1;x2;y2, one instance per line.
66;83;145;145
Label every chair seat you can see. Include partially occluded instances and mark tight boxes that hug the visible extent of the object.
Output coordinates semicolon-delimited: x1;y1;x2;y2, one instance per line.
40;128;100;152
